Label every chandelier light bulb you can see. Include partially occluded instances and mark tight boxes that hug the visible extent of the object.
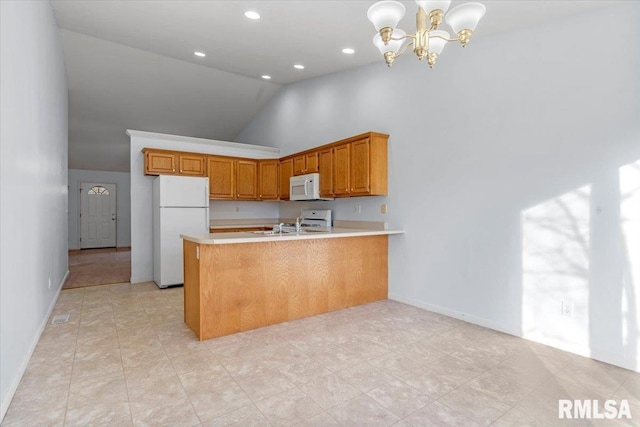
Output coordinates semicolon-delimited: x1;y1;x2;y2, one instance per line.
445;2;486;46
414;0;451;14
367;0;406;44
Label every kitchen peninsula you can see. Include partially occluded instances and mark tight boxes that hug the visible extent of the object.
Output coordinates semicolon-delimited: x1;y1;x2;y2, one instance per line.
181;228;403;340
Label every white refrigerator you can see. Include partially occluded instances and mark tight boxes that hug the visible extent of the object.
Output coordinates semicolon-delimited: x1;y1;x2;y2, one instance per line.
153;175;209;288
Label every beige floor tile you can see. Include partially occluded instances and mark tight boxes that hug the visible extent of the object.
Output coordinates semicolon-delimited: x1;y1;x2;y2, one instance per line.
465;368;533;406
178;363;235;394
298;374;362;409
188;382;254;422
400;366;466;399
127;375;187;414
276;358;333;385
64;392;131;427
403;401;482;427
336;361;397;393
131;398;199;426
169;348;221;375
255;388;323;426
293;411;340;426
123;357;177;387
68;371;127;404
438;384;512;426
200;404;270;427
367;378;432;418
8;292;640;426
235;368;296;402
219;353;274;379
327;394;400;426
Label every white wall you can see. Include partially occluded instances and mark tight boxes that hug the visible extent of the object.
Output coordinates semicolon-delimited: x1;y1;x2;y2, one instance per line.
68;169;131;249
237;3;640;371
209;200;279;220
0;0;69;420
128;131;280;283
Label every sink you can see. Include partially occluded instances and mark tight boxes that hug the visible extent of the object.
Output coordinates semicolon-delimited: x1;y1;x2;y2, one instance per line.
250;230;292;235
299;229;329;233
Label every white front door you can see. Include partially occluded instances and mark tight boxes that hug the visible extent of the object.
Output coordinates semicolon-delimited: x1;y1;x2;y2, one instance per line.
80;182;116;248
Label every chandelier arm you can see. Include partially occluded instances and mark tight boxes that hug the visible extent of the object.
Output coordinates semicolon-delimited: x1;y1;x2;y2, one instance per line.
395;41;414;58
428;34;460;43
390;34;414;42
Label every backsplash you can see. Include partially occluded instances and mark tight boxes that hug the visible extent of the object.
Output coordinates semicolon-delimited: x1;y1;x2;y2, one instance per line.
209;200;279;220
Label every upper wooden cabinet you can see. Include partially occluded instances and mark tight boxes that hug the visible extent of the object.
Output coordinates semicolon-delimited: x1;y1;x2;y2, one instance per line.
333;144;351;197
179;153;206;176
207;156;235;199
318;148;334;198
292;151;319;175
332;133;388;197
258;160;279;200
236;160;258;200
144;149;176;175
279;159;293;200
143;131;388;200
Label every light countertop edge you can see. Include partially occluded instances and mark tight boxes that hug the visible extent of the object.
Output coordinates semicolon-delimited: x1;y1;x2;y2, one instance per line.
182;228;404;245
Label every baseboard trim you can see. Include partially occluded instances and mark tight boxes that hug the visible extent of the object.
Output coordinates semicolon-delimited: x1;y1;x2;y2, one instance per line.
388;293;640;373
388;293;520;337
0;270;68;422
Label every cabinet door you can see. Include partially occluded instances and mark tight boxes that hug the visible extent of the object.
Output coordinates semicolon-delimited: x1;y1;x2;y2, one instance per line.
293;156;306;175
179;154;206;176
333;144;350;196
207;156;235;199
318;148;333;197
236;159;258;200
145;151;176;175
350;138;371;195
279;159;293;200
258;160;279;200
305;152;319;173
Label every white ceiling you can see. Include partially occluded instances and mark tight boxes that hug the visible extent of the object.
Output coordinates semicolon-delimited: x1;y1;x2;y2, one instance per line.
51;0;621;172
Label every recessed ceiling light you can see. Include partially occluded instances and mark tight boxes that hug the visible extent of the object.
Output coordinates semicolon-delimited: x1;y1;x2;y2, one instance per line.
342;48;355;54
244;11;260;20
294;64;305;70
194;51;206;57
261;75;271;80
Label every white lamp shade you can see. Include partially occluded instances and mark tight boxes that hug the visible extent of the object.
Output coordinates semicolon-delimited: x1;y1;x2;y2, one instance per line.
415;1;451;14
367;1;406;31
445;2;486;33
428;30;450;55
373;29;407;54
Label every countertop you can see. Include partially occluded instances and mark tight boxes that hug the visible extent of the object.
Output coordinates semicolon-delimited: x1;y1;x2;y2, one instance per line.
181;227;404;245
209;218;279;229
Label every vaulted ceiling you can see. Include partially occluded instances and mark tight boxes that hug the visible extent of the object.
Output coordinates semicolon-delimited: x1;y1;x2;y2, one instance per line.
51;1;620;172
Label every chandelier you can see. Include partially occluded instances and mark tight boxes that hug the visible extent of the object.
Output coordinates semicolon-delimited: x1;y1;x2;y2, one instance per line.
367;1;486;68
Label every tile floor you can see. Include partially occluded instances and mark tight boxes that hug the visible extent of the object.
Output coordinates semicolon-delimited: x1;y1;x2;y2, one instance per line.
3;282;639;426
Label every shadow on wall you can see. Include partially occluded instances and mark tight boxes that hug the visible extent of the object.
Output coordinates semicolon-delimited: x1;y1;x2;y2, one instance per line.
519;158;640;371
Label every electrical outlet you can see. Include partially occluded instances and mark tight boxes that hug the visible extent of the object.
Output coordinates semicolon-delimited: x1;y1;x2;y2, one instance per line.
561;301;573;316
354;204;361;214
48;277;52;289
380;204;387;214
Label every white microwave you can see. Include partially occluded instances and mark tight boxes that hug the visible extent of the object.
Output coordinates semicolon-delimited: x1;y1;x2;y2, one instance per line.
290;173;333;201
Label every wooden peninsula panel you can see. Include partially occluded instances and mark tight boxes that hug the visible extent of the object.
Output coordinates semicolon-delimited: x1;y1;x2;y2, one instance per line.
183;235;388;340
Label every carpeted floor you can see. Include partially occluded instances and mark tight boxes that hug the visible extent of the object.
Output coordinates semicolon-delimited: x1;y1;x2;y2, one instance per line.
63;247;131;289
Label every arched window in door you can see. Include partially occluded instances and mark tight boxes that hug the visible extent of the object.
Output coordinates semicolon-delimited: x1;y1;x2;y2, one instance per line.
87;186;110;196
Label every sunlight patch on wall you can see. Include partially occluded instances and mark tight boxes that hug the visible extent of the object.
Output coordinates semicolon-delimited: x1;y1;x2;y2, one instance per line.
619;160;640;362
522;185;591;350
